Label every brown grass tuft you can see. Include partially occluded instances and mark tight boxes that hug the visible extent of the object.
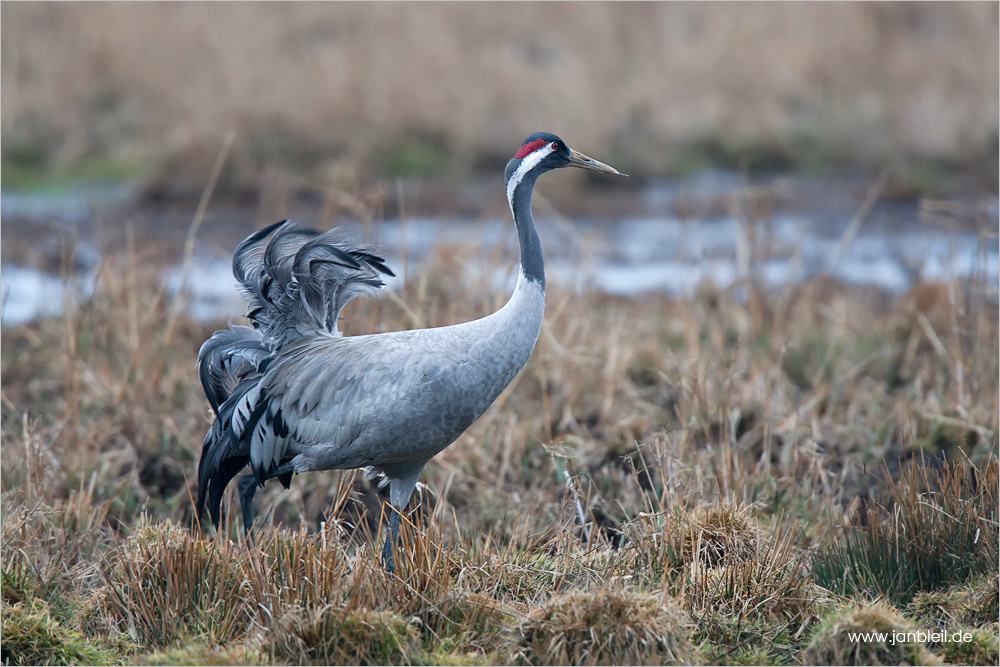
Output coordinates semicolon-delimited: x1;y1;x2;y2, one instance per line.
509;588;692;666
938;626;999;666
620;502;778;583
269;606;421;666
688;535;823;624
97;518;250;647
909;574;1000;631
803;601;939;666
1;599;112;666
673;503;765;568
137;642;267;666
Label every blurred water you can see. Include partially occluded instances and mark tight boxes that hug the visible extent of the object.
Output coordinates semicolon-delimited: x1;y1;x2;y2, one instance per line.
368;214;999;298
2;196;997;326
0;265;100;325
5;215;996;327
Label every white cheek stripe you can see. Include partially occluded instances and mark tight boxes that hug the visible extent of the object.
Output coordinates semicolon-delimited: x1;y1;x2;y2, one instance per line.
507;145;555;215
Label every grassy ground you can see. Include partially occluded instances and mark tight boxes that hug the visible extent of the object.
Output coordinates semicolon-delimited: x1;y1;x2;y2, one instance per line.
2;3;998;190
1;178;997;664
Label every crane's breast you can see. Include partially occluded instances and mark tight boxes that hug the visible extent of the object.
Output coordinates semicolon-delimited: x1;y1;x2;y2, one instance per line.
354;324;531;462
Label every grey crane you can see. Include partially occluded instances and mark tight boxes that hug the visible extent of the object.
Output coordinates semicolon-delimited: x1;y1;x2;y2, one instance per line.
196;132;623;570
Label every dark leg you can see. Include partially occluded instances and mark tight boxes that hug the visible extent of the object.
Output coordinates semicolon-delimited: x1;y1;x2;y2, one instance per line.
236;460;296;544
377;463;425;573
381;509;401;573
238;474;259;542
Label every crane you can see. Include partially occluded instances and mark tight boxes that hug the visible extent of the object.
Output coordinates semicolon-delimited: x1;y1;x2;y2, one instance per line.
196;132;624;571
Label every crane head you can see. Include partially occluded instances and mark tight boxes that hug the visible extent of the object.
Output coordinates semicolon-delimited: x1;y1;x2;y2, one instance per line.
504;132;626;192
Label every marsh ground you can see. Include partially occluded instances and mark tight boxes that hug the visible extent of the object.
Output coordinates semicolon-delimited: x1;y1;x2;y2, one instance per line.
1;177;997;664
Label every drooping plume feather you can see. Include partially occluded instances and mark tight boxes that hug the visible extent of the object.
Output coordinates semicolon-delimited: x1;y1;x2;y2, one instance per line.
197;326;270;416
232;220;394;344
196;220;394;526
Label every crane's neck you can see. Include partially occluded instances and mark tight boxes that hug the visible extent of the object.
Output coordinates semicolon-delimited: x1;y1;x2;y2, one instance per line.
449;166;545;401
507;170;546;288
427;162;547;408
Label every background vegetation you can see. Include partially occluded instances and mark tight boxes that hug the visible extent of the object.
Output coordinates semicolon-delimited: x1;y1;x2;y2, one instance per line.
2;2;998;191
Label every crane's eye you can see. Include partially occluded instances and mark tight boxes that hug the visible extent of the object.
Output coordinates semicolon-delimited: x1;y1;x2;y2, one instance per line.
550;142;560;151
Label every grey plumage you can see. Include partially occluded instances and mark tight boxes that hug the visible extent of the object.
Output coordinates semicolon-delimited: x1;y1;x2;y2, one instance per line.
231;220;391;344
196;219;395;527
196;133;622;570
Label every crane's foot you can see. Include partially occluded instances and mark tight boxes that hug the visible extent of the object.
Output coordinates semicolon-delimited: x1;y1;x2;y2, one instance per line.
238;474;258;544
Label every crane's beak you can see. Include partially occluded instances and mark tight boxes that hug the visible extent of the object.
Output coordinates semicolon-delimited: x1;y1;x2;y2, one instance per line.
568;149;627;176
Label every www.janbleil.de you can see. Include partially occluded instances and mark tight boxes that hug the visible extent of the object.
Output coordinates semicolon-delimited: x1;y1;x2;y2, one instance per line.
847;630;974;645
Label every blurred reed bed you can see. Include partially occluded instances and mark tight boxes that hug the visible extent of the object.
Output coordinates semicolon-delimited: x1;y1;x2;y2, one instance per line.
3;3;997;189
1;178;997;664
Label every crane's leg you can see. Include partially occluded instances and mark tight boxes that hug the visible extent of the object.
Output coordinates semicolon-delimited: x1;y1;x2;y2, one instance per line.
238;460;296;544
382;511;402;572
238;474;259;542
378;463;425;573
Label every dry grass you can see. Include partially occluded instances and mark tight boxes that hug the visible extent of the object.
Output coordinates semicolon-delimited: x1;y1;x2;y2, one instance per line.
137;643;267;666
938;627;1000;666
509;588;692;666
95;518;250;647
269;607;421;666
909;575;1000;631
813;461;999;606
0;598;112;667
1;176;998;663
803;601;940;666
2;3;997;187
